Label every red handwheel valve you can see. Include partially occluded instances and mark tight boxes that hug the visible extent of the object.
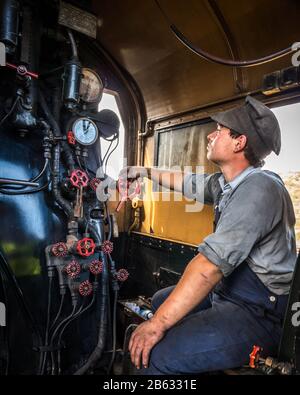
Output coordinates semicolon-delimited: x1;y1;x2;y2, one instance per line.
79;280;93;296
70;170;89;188
76;238;96;257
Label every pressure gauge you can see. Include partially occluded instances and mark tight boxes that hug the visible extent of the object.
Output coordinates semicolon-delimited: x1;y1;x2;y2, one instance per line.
72;117;99;145
79;68;104;103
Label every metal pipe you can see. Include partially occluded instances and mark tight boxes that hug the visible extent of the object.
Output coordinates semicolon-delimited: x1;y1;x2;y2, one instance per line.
171;24;294;68
67;28;78;60
0;178;39;187
52;144;73;218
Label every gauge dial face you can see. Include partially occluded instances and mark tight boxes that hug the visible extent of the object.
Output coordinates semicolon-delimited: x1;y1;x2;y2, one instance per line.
72;118;99;145
79;68;104;103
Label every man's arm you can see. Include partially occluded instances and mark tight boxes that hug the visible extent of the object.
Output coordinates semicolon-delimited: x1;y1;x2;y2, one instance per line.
129;253;223;369
120;166;184;192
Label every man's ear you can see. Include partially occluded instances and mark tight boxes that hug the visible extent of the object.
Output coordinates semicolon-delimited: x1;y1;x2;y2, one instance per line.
234;135;247;152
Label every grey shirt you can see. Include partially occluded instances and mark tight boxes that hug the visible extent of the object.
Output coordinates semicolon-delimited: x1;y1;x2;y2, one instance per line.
183;167;297;295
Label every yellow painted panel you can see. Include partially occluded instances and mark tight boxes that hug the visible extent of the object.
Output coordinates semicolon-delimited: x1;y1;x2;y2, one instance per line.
140;179;214;245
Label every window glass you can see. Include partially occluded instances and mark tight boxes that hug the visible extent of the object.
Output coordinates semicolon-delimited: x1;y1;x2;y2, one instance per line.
157;121;216;172
264;103;300;248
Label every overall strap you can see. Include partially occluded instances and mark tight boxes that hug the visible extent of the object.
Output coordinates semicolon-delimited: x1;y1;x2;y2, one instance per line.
213;190;222;232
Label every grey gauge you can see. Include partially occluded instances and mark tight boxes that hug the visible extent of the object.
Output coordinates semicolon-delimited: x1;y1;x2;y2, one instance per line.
72;117;99;145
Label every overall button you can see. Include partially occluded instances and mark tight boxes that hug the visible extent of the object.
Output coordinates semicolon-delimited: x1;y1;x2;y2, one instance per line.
269;296;276;303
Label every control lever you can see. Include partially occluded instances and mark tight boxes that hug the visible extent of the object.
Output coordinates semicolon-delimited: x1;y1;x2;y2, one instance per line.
115;178;141;213
5;62;39;79
74;185;83;218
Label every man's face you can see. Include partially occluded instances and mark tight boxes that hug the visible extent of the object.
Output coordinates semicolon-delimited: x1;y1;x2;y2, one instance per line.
207;124;237;164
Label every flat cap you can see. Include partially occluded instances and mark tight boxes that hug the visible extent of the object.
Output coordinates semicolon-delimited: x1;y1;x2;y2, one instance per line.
211;96;281;158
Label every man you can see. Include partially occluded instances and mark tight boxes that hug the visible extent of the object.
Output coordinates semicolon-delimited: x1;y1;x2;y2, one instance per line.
121;96;297;375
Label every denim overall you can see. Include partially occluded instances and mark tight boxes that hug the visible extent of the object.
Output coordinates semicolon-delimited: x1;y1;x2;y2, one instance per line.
141;196;289;375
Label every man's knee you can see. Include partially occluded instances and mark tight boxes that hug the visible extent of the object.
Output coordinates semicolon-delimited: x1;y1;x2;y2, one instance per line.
140;341;174;375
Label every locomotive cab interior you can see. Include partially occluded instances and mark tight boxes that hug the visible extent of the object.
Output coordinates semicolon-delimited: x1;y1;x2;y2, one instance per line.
0;0;300;376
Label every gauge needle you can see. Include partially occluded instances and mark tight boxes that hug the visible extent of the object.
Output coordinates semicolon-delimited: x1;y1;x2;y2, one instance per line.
84;121;91;134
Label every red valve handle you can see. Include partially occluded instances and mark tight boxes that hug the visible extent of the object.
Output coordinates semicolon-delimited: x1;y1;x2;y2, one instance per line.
76;237;96;257
51;242;68;257
116;179;141;212
79;280;93;296
67;131;76;145
116;268;129;282
89;260;103;275
249;345;262;368
70;169;89;188
6;62;39;79
101;240;113;255
89;177;101;192
65;260;81;278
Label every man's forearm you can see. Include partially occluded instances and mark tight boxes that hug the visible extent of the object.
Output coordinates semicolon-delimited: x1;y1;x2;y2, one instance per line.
151;253;223;332
144;167;184;192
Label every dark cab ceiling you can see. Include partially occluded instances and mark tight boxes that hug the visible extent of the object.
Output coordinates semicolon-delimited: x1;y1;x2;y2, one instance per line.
91;0;300;120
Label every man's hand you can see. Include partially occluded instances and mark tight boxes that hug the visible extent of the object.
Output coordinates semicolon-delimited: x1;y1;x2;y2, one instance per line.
128;254;223;370
118;166;184;192
129;319;165;369
118;166;149;181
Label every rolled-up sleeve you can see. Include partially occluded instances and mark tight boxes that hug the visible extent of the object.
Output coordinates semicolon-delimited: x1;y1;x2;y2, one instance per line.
197;175;283;276
183;172;221;204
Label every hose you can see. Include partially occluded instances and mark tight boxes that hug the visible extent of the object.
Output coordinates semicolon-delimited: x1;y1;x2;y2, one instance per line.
170;24;295;68
121;324;138;374
39;272;54;375
56;289;97;375
49;293;66;333
67;29;78;60
39;90;75;170
49;302;79;375
104;135;119;175
52;144;73;218
39;291;66;375
0;179;39;187
154;0;295;68
0;159;50;193
0;180;50;195
0;96;20;128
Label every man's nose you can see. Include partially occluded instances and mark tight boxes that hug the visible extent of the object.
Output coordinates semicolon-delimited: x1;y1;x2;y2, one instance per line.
207;131;215;141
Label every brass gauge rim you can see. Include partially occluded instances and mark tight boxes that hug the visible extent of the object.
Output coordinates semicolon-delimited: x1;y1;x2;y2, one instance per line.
79;68;104;104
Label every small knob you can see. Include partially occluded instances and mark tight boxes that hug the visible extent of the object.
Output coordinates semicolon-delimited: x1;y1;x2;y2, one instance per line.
116;268;129;282
67;131;76;145
51;242;68;257
79;280;93;296
89;260;103;275
65;260;81;278
89;178;101;192
101;240;113;255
